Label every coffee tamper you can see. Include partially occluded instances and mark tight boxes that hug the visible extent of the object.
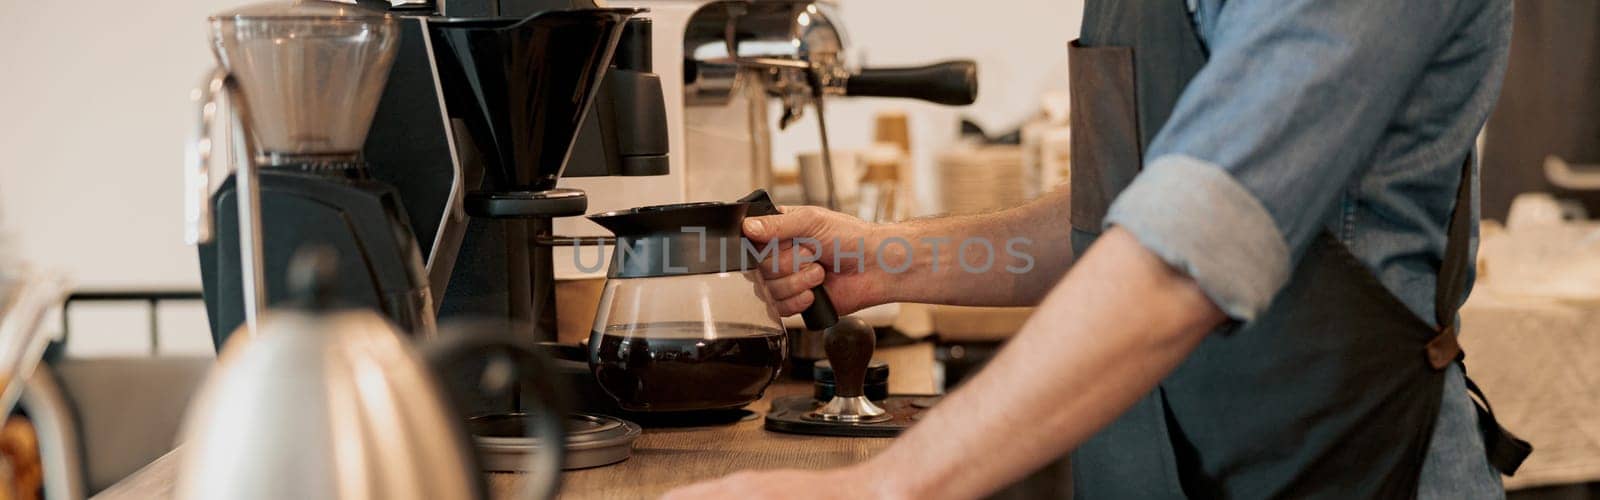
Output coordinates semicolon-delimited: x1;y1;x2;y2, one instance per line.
762;291;936;437
752;188;936;437
805;316;891;423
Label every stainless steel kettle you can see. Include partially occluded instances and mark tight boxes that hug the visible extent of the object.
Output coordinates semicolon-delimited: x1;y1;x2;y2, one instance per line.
174;249;567;500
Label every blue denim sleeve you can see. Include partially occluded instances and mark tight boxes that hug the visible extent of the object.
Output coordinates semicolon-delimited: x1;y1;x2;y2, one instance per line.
1103;0;1475;321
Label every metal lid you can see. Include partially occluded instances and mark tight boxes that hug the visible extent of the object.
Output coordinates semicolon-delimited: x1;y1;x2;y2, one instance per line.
469;413;642;471
211;0;389;20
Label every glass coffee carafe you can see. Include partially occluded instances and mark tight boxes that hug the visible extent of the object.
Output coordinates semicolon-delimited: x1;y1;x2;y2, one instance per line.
587;197;790;412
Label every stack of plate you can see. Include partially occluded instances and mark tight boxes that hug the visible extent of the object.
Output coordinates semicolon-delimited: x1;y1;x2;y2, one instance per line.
935;144;1030;215
930;145;1037;340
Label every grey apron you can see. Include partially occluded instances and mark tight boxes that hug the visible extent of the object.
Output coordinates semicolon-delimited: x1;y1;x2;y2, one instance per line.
1066;0;1530;497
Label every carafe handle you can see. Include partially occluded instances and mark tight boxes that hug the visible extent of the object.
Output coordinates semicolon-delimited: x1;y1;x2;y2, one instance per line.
424;330;569;500
737;189;841;330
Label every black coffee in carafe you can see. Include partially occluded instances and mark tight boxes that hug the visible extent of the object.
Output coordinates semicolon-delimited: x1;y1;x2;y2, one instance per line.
590;322;787;411
585;199;789;412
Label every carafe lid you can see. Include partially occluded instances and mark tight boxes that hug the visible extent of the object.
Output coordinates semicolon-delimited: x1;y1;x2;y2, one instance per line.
587;201;750;278
586;190;799;278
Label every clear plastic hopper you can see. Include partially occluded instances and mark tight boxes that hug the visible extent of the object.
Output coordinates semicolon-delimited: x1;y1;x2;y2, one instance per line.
209;0;398;166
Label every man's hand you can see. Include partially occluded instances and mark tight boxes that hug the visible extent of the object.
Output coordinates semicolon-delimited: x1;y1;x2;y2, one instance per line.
743;205;885;316
744;189;1076;315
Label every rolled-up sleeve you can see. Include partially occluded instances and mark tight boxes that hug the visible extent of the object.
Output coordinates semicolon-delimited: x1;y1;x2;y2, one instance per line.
1103;0;1471;322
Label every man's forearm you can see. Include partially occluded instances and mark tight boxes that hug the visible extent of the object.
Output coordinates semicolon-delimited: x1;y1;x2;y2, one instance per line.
858;228;1226;499
875;188;1074;306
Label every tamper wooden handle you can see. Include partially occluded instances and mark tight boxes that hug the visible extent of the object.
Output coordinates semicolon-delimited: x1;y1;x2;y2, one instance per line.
823;316;875;399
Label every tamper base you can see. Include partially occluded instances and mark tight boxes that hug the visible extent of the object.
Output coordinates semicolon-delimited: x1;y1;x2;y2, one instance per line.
804;395;892;424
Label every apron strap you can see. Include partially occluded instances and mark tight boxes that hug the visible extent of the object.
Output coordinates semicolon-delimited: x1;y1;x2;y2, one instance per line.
1425;153;1473;370
1431;150;1533;476
1465;375;1534;475
1433;152;1475;337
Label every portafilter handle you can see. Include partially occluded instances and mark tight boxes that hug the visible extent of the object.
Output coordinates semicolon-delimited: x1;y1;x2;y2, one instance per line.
842;60;978;106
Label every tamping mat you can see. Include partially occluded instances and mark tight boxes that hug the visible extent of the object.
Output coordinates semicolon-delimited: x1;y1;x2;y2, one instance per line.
764;394;942;437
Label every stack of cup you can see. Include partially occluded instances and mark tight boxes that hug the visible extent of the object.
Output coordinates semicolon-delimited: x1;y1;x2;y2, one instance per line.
935;144;1028;216
797;150;862;214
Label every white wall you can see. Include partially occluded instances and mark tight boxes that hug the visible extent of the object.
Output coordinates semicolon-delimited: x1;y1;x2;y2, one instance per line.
0;0;1081;355
0;0;257;356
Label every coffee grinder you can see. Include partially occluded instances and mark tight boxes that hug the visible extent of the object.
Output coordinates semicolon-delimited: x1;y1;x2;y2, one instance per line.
189;0;434;345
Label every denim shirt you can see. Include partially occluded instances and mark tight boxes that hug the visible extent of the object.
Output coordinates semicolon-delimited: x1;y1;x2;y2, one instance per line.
1105;0;1511;325
1100;0;1513;497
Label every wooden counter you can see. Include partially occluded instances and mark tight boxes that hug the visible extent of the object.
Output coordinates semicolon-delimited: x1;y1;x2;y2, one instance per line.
95;343;937;500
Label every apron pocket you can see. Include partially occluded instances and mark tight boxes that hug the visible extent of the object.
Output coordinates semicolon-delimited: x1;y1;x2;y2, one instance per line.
1068;41;1143;238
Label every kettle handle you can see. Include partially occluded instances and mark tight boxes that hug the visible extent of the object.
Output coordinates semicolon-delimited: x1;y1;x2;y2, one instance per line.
737;189;841;330
423;331;569;500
